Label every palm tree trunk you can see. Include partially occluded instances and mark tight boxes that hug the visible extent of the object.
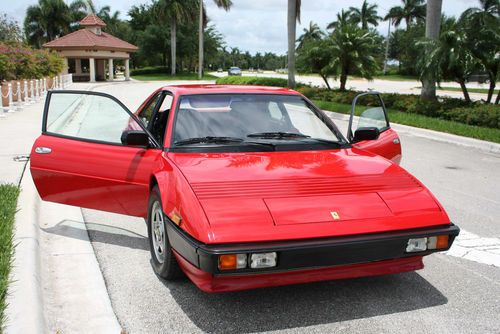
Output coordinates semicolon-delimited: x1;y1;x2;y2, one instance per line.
340;68;348;91
421;0;442;101
459;80;471;103
198;0;204;79
287;0;297;88
486;72;495;103
383;23;391;75
171;17;177;76
320;74;331;90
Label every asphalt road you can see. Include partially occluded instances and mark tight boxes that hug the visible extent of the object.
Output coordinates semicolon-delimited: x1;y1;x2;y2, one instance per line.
79;81;500;334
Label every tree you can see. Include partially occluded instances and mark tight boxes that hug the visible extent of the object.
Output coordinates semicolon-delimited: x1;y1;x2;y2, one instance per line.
297;39;334;89
198;0;232;79
327;9;351;31
287;0;301;88
24;0;73;47
418;18;479;102
155;0;196;75
297;21;323;50
384;0;426;28
461;0;499;103
347;0;382;30
421;0;443;101
0;13;23;43
329;24;379;90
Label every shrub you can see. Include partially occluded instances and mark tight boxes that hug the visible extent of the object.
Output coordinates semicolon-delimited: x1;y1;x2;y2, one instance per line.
216;76;289;87
0;43;64;81
130;66;168;76
443;104;500;129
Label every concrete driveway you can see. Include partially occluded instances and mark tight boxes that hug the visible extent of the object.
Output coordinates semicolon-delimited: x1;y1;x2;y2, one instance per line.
66;81;500;333
211;71;492;101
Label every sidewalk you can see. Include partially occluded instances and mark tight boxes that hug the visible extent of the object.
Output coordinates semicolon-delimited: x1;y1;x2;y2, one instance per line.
2;85;121;333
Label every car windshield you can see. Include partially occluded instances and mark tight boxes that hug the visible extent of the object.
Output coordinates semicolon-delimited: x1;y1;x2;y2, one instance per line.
173;94;342;148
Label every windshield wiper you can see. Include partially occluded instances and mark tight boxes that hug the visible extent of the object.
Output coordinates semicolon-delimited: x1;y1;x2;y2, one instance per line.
175;136;243;146
247;132;341;147
247;132;311;139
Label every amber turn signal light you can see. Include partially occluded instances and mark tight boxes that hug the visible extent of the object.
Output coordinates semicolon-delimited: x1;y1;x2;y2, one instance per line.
218;254;247;270
436;235;449;249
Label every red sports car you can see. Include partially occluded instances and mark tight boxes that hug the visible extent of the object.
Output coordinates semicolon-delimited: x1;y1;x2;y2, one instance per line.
30;85;459;292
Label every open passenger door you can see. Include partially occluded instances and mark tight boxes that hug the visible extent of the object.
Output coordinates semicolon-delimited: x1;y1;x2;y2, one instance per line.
347;92;402;164
30;91;162;217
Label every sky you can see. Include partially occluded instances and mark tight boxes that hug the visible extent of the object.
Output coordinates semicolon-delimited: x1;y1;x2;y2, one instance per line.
4;0;476;55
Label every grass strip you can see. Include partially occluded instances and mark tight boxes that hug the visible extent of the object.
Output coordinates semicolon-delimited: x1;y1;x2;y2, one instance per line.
132;73;217;81
313;100;500;144
0;184;20;327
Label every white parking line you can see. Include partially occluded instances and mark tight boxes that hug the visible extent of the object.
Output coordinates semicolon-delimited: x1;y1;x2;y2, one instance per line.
446;229;500;267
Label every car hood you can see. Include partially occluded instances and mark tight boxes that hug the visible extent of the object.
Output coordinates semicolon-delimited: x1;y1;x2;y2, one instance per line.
168;148;450;243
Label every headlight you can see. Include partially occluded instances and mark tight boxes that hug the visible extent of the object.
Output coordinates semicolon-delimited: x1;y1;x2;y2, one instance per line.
250;252;277;269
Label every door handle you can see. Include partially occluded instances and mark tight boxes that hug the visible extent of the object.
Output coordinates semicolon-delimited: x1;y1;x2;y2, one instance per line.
35;147;52;154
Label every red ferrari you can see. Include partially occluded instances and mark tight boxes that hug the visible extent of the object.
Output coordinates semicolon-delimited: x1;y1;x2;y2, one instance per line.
30;85;459;292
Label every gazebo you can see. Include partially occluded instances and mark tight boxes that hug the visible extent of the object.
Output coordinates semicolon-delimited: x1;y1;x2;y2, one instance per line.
43;14;138;82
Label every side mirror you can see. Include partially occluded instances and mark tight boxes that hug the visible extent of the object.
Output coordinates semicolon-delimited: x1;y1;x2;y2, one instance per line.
121;130;150;147
353;127;380;143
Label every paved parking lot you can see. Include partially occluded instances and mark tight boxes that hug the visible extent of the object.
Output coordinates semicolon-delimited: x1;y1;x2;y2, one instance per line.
69;81;500;333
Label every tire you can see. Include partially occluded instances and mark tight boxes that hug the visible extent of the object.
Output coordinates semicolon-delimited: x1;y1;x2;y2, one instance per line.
147;186;182;280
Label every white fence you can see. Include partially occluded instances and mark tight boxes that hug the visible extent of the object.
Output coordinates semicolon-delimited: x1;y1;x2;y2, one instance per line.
1;74;73;116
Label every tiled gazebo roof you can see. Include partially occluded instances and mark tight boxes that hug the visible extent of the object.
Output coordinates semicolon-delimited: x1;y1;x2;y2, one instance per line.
43;29;138;52
79;14;107;27
42;14;137;52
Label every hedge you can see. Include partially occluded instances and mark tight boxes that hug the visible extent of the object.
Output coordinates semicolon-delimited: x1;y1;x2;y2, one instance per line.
215;76;289;87
0;43;64;81
130;66;169;76
297;87;499;129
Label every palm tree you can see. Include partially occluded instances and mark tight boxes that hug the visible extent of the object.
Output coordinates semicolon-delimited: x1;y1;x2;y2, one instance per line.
297;21;324;49
460;0;499;103
347;0;382;30
329;23;379;91
327;10;351;31
198;0;232;79
155;0;195;75
287;0;301;88
24;0;74;47
384;0;426;28
421;0;443;101
418;18;479;102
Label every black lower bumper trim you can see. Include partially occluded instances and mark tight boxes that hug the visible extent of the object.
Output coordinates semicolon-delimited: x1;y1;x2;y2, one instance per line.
165;221;459;275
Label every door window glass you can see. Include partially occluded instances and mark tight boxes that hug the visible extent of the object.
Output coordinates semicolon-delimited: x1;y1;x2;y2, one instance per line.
139;93;161;127
46;92;143;145
354;95;389;132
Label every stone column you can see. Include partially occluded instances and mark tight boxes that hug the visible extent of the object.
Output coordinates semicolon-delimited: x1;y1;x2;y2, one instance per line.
108;59;114;81
62;57;69;74
75;59;82;75
125;59;130;81
89;58;96;82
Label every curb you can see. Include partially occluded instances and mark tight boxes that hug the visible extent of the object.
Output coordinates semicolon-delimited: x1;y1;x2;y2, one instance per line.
5;167;122;333
5;167;45;333
327;111;500;155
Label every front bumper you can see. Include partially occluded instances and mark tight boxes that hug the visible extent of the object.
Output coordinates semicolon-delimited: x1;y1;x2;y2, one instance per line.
166;220;459;276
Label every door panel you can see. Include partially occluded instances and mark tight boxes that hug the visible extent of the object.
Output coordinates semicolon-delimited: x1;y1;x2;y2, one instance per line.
353;128;401;164
31;91;161;217
348;92;402;163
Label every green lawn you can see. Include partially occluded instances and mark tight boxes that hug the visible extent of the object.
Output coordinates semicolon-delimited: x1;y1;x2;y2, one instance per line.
438;86;497;94
0;184;20;327
132;73;218;81
313;100;500;143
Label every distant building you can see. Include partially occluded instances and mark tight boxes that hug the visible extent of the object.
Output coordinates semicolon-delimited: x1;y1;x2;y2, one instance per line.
43;14;138;82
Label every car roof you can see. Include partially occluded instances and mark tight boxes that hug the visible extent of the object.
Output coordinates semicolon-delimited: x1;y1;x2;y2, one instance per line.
161;84;300;96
